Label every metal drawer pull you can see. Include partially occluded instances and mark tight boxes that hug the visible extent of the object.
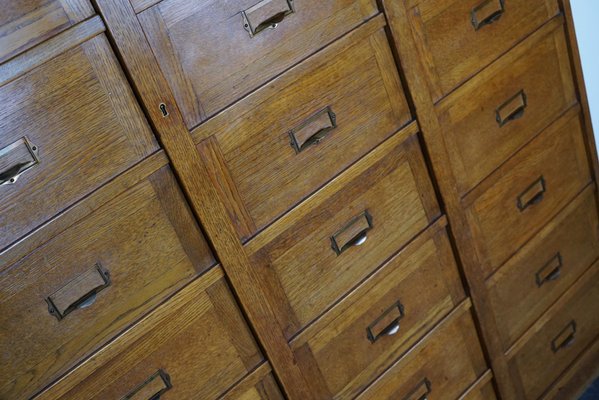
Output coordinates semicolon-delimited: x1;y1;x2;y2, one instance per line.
536;253;563;287
122;369;172;400
496;90;527;127
517;176;546;211
331;210;373;256
46;263;110;320
551;321;577;353
367;301;405;343
403;378;432;400
471;0;505;30
242;0;295;37
289;106;337;153
0;137;40;186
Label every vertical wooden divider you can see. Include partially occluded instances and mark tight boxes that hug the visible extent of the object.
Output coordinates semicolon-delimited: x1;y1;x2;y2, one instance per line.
92;1;313;398
380;1;519;399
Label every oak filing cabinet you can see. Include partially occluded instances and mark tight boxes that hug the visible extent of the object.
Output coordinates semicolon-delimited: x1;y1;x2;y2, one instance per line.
0;0;596;399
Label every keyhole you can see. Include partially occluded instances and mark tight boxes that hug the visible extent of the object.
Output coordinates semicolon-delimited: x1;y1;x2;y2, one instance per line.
159;103;169;117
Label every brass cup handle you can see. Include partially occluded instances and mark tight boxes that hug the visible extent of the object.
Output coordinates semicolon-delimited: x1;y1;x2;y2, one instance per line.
517;176;546;211
367;301;405;343
122;370;172;400
0;137;40;186
46;263;110;320
289;106;337;153
331;211;373;256
536;253;563;287
242;0;295;37
471;0;505;31
496;90;527;127
551;321;577;353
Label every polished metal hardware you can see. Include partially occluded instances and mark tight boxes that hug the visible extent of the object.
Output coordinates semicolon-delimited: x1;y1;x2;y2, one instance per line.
242;0;295;37
367;300;405;343
496;90;527;127
471;0;505;30
46;263;111;320
0;137;40;186
331;210;373;256
289;106;336;153
517;176;546;211
122;369;172;400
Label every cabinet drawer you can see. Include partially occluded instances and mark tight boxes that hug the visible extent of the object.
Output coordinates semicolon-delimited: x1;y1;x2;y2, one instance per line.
401;0;558;100
220;364;284;400
0;161;215;400
488;186;599;349
34;268;263;400
0;0;94;62
437;18;576;193
247;124;440;338
136;0;378;128
464;108;590;272
194;17;411;240
0;24;158;251
459;375;497;400
507;262;599;400
291;220;465;398
357;303;487;400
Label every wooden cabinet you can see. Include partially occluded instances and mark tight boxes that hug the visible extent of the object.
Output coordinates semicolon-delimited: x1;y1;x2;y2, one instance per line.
2;0;596;399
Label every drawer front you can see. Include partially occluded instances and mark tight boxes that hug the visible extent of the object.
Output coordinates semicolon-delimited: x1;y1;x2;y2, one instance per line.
221;364;284;400
437;19;576;193
466;109;590;271
357;304;488;400
194;17;411;239
34;268;263;400
488;186;599;349
0;0;94;62
0;164;215;400
0;31;158;250
247;126;440;338
508;263;599;400
403;0;558;100
291;221;465;398
460;377;497;400
136;0;378;128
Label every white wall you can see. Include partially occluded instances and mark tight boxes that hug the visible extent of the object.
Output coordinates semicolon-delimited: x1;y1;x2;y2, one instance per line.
570;1;599;152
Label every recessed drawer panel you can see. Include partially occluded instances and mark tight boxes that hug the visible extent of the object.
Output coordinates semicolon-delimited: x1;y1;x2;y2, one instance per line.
221;364;284;400
460;377;498;400
488;186;599;349
290;221;465;398
400;0;558;100
0;0;94;63
357;303;487;400
0;29;158;251
136;0;379;128
0;162;215;400
34;268;263;400
437;19;576;194
465;109;590;272
247;124;440;338
507;262;599;400
193;17;412;240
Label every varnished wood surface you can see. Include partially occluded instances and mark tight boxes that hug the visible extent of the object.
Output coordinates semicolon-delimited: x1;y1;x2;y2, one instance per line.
458;372;497;400
465;108;590;272
437;17;577;194
136;0;378;128
193;17;411;240
290;219;464;398
0;162;215;400
246;124;440;338
403;0;558;101
357;301;487;400
506;261;599;400
219;364;284;400
0;23;157;251
34;267;263;400
94;0;315;396
487;185;599;350
0;0;94;63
